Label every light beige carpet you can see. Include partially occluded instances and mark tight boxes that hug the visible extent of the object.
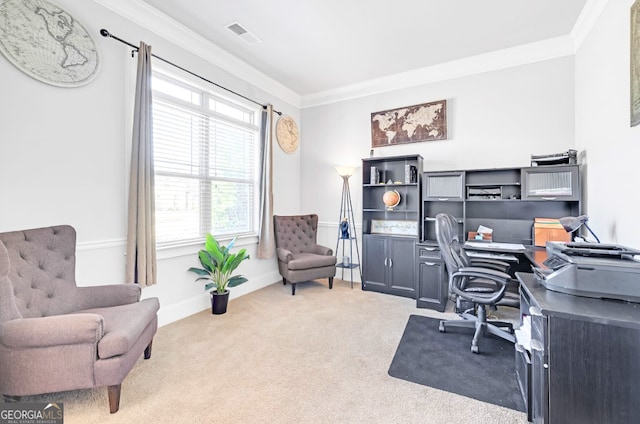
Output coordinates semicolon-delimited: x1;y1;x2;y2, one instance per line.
10;279;528;424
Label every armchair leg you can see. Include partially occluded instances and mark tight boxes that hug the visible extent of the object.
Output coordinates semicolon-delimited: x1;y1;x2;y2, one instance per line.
144;340;153;359
108;384;121;413
291;283;296;295
282;278;287;285
329;277;333;289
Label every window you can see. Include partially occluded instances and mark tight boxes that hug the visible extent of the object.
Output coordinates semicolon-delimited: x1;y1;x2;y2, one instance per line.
151;69;261;245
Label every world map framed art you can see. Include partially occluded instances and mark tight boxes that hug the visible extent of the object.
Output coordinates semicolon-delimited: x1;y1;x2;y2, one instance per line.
371;99;447;147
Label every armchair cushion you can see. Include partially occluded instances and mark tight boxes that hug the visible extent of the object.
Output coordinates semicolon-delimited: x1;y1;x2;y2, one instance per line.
287;252;337;270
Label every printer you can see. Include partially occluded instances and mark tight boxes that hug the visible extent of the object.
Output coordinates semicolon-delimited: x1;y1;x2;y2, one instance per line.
533;241;640;303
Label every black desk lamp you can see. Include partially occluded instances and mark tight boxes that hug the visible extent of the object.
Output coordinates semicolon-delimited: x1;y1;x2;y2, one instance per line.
559;215;601;243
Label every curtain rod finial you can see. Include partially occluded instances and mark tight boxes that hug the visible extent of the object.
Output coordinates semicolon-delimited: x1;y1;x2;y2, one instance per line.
100;29;110;37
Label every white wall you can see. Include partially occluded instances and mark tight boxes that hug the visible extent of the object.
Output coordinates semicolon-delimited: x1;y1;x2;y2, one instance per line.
0;0;301;326
575;0;640;246
301;56;577;262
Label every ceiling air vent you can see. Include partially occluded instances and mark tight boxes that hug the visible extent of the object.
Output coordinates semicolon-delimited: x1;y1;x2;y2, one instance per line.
225;21;262;45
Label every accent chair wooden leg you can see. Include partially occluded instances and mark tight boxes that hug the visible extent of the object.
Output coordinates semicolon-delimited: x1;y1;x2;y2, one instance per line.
144;340;153;359
329;277;334;289
283;278;287;285
108;384;121;413
291;283;296;295
3;395;21;403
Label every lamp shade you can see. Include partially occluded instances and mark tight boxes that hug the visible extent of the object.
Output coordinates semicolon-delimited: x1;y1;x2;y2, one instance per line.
558;215;601;243
559;215;588;233
335;166;356;177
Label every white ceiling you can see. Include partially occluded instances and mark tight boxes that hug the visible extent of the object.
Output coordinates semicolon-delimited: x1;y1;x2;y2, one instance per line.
140;0;588;98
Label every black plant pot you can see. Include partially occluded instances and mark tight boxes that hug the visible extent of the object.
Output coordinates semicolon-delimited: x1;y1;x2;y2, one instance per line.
210;290;230;315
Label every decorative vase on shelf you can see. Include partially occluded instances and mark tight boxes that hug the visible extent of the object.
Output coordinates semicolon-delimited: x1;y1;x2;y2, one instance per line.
340;218;350;239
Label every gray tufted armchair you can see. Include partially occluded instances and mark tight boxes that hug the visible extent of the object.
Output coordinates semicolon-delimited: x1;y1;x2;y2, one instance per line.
0;225;160;413
273;214;336;295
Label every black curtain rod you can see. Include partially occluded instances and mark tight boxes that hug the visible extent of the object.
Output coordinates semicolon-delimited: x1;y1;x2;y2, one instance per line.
99;29;282;116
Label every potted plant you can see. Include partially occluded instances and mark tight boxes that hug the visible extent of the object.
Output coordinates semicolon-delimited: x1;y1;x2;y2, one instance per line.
188;233;250;314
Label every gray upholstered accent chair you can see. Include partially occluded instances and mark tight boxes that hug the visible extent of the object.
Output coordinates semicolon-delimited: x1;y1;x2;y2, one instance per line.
0;225;160;413
273;214;336;295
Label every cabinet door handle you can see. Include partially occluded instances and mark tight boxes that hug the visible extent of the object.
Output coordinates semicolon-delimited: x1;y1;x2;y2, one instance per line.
541;197;557;200
424;262;436;266
384;258;388;267
529;306;542;316
424;247;436;251
438;198;449;201
389;259;393;267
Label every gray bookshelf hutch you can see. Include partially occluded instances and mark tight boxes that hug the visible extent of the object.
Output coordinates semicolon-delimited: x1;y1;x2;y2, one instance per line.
361;155;423;298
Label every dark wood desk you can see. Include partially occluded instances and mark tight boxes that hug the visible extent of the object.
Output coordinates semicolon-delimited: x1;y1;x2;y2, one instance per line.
516;272;640;424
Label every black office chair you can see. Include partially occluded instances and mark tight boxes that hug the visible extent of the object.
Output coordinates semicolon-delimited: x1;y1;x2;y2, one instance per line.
442;213;520;311
435;213;516;353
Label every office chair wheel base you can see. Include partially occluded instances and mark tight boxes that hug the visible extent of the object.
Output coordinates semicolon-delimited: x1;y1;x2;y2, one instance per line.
439;322;446;333
471;345;479;354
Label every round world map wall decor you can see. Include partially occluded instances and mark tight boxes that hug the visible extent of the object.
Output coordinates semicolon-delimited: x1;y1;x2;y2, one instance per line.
0;0;100;87
276;116;299;153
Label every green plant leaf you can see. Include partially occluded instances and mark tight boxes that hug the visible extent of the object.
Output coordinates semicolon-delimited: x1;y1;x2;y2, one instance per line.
227;276;248;287
198;250;214;272
204;282;214;291
188;267;210;276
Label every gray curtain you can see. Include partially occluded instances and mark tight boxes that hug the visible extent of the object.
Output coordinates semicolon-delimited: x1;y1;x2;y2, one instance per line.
126;42;157;287
257;104;275;259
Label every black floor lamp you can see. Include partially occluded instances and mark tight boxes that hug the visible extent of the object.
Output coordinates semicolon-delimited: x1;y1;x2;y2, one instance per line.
335;166;362;288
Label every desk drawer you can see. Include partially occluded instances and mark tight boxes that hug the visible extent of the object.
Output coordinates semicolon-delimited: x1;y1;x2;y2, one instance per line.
515;343;532;422
417;245;441;259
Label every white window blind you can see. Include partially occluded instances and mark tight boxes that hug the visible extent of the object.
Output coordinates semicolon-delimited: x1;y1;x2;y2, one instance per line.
151;70;261;245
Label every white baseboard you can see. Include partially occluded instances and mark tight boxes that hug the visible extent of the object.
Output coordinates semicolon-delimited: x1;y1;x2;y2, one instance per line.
155;271;281;327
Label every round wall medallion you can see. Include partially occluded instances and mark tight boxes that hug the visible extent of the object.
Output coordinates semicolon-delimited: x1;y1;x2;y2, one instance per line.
276;116;299;153
0;0;100;87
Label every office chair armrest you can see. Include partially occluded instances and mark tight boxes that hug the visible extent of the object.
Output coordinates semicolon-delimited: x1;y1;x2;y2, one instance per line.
451;267;510;304
276;247;294;263
456;266;511;282
469;258;510;272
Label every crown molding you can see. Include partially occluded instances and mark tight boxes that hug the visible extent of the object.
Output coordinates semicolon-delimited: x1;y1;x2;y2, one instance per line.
93;0;301;108
300;35;576;108
95;0;606;110
301;0;609;108
570;0;611;50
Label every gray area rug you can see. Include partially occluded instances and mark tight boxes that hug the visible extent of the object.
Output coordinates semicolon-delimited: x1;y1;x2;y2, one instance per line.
388;314;525;412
